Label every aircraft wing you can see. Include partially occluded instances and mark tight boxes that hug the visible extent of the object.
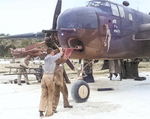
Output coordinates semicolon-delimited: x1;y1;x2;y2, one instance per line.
0;32;45;39
133;23;150;41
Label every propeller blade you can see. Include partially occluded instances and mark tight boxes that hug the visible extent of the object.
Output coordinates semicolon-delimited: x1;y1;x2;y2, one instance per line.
63;67;71;84
66;59;75;71
25;41;45;51
52;0;62;30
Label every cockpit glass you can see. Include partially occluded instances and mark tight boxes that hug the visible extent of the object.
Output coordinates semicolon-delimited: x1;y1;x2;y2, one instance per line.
87;1;101;7
101;1;110;7
87;1;112;14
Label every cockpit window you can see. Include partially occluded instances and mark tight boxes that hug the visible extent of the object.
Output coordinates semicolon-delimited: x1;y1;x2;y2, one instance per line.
110;3;119;17
87;1;101;7
129;13;133;21
87;1;112;14
100;1;112;14
101;1;110;6
118;6;125;18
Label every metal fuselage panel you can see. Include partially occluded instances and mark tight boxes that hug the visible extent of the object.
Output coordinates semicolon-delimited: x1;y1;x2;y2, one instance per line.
57;5;150;60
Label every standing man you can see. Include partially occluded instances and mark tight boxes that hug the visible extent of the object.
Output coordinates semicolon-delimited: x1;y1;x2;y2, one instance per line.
53;56;73;113
18;55;31;85
39;47;63;117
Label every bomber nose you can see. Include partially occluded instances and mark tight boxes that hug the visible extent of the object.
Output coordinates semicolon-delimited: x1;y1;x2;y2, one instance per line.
57;7;98;30
57;8;77;29
57;7;98;48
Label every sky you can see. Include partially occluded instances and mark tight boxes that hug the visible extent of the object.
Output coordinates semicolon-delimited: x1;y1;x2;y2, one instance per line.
0;0;150;35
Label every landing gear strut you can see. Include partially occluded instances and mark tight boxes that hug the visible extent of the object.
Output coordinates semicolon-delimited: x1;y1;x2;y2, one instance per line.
71;59;94;103
108;59;146;81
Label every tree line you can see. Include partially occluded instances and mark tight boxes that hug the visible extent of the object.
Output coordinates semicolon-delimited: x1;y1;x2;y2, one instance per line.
0;33;43;58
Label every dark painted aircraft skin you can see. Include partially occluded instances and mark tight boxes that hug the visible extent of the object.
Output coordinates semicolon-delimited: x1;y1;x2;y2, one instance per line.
57;0;150;60
1;0;150;60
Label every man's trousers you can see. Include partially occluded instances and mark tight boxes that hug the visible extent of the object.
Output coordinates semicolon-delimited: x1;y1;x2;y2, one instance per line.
39;73;54;116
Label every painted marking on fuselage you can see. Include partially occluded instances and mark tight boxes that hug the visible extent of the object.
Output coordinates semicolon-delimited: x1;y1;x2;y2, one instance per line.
104;24;112;52
113;19;120;35
112;19;117;24
114;28;120;34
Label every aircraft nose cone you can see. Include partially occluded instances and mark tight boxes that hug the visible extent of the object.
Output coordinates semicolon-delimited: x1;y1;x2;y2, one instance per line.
57;7;98;49
57;7;98;29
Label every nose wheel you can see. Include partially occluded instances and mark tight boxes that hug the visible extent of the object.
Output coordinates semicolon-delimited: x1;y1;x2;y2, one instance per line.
71;79;90;103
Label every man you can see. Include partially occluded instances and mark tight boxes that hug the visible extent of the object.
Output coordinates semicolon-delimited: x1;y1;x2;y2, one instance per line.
39;47;63;117
18;55;31;85
53;56;73;113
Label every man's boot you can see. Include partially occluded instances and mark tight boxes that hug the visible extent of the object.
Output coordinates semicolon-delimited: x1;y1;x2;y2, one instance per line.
64;105;73;108
64;101;73;108
39;111;44;117
53;107;57;113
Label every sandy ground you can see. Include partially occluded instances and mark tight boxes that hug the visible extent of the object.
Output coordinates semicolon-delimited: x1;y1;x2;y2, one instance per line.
0;60;150;119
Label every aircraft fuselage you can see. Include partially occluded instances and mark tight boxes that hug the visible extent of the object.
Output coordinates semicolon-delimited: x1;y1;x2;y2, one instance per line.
57;1;150;60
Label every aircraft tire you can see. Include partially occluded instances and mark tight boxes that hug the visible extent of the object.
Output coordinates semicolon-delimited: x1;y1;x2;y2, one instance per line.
71;79;90;103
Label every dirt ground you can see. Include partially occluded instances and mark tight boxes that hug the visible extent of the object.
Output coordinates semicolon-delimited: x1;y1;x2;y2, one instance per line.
0;59;150;119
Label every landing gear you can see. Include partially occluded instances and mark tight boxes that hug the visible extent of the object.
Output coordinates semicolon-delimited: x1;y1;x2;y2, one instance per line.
121;59;146;81
71;59;93;103
78;59;95;83
71;80;90;103
108;59;146;81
